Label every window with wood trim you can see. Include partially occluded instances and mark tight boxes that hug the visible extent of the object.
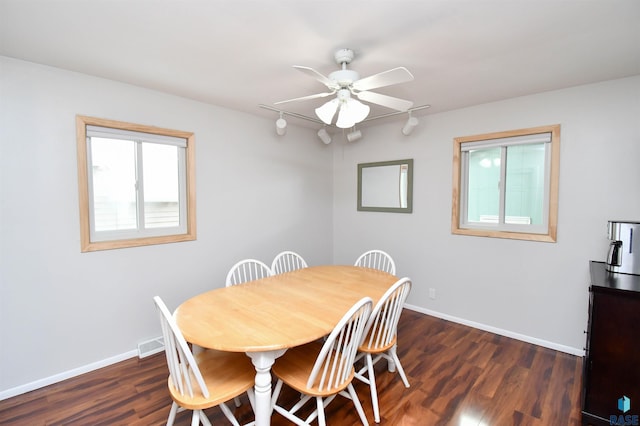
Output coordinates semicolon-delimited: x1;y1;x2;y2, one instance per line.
452;124;560;242
76;116;196;252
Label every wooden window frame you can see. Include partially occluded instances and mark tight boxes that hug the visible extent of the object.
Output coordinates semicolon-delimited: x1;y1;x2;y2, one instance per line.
76;115;196;252
451;124;560;242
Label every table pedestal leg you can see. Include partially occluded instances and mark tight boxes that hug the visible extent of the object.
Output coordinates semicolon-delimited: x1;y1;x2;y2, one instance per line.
247;350;285;426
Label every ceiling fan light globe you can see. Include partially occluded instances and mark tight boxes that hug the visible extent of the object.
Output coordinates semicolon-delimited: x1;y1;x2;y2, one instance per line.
315;99;338;125
349;99;370;123
336;105;356;129
336;99;370;128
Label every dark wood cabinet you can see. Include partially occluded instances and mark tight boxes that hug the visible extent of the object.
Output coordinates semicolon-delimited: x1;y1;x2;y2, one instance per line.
582;262;640;425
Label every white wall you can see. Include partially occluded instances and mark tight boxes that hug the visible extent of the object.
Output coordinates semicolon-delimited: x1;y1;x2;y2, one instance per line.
0;57;333;396
332;75;640;354
2;55;639;398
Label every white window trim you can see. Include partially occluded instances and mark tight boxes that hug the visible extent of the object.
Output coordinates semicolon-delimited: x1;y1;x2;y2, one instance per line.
85;128;188;242
76;115;196;252
452;124;560;242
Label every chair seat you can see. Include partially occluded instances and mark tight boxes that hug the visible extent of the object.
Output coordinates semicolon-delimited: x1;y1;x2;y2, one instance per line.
168;349;255;410
272;342;355;398
358;335;397;355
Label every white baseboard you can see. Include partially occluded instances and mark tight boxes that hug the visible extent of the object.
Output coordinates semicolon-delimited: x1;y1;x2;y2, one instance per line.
0;349;138;401
404;303;585;357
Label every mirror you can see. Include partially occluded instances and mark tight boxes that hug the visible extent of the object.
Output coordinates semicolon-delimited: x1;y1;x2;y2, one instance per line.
357;159;413;213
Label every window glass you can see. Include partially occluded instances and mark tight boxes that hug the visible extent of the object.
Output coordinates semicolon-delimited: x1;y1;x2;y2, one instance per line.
142;142;180;229
504;143;545;225
87;134;185;241
90;137;137;231
467;147;500;223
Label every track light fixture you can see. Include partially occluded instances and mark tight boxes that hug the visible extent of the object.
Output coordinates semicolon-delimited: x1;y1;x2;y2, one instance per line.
259;104;430;142
317;127;332;145
347;128;362;142
402;112;419;135
276;112;287;136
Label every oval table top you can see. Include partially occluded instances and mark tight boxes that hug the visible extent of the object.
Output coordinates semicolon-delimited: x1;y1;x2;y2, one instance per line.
174;265;398;352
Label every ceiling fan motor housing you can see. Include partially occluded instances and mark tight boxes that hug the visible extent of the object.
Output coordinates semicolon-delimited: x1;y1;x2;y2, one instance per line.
329;69;360;87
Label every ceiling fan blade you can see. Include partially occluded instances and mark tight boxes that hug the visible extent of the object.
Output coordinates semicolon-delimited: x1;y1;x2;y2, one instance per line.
293;65;339;90
355;91;414;111
274;91;335;105
352;67;414;91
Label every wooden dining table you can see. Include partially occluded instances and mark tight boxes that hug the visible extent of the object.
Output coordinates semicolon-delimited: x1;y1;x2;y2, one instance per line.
174;264;398;426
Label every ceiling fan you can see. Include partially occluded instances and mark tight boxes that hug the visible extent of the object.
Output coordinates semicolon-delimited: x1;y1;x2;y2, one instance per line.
274;48;415;129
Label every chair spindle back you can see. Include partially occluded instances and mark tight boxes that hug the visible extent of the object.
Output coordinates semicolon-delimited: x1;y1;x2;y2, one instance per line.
354;250;396;275
307;297;373;392
225;259;272;287
153;296;209;399
272;251;308;274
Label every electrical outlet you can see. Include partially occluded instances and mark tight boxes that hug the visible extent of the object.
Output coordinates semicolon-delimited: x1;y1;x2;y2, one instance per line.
429;288;436;299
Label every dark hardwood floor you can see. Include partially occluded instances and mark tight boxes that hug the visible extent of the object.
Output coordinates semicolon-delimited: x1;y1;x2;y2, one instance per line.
0;310;583;425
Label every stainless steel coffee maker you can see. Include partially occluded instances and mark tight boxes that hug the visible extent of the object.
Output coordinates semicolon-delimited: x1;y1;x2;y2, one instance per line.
606;220;640;275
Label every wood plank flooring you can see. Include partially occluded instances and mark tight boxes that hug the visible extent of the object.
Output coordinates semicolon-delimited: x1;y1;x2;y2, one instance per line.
0;310;584;425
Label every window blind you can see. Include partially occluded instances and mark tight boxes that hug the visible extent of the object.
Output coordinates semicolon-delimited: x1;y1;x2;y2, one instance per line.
461;132;551;151
86;125;187;147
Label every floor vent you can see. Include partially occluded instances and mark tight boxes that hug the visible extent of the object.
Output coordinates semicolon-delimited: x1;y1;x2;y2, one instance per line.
137;336;164;358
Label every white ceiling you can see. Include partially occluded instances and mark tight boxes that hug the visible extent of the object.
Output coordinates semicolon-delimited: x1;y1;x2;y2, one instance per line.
1;0;639;128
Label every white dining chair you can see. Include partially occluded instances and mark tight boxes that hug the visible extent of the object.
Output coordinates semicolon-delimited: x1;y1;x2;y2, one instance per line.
354;277;412;423
271;297;373;426
271;251;308;274
224;258;272;407
153;296;256;426
225;258;273;287
354;249;396;275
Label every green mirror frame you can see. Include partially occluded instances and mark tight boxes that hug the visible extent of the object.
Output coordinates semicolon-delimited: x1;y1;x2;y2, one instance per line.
357;159;413;213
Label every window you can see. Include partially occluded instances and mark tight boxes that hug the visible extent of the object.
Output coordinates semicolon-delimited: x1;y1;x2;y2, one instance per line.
76;116;196;252
452;124;560;242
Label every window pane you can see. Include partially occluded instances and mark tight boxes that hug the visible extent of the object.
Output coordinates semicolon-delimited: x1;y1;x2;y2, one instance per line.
90;138;137;231
505;143;545;225
142;143;180;228
467;147;501;223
